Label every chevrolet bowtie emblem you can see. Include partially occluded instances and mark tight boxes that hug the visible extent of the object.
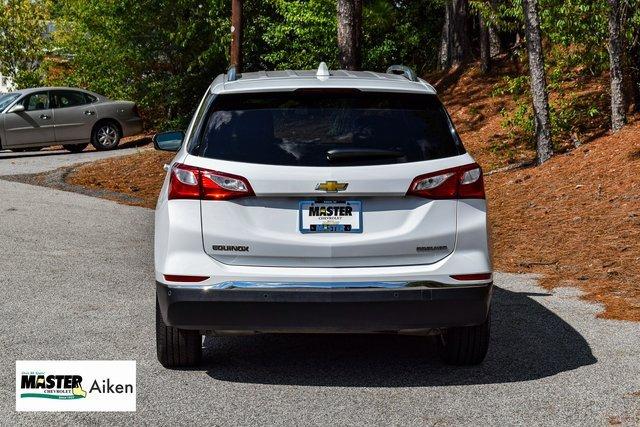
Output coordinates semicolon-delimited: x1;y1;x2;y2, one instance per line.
315;181;348;192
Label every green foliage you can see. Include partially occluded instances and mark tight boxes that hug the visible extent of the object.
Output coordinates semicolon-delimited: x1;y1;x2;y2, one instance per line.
362;0;444;73
257;0;444;73
492;75;529;98
485;0;624;147
496;71;605;151
500;102;534;141
41;0;448;127
477;0;616;74
260;0;338;69
11;0;635;132
0;0;52;88
45;0;230;129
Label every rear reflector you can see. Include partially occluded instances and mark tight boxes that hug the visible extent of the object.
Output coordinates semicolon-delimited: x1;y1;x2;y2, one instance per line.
450;273;492;281
407;163;485;199
168;163;255;201
163;274;210;283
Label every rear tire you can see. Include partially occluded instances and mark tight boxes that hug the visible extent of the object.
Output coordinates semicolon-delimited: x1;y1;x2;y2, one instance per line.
437;309;490;365
91;121;121;151
63;143;88;153
156;297;202;368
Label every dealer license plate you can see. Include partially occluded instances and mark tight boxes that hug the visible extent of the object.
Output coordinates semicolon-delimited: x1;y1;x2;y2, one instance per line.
299;200;362;233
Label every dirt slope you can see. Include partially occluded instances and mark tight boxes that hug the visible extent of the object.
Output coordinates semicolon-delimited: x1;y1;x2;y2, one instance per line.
426;61;639;320
486;122;640;321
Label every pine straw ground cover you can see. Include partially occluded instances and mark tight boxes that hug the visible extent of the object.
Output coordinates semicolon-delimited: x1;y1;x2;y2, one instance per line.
67;149;173;209
486;121;640;321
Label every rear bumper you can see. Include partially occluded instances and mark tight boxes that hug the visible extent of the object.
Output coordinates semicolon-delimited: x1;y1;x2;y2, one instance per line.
156;281;493;333
121;117;143;137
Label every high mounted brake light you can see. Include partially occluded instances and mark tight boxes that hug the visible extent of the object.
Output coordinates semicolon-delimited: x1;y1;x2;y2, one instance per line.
168;163;255;201
407;163;485;199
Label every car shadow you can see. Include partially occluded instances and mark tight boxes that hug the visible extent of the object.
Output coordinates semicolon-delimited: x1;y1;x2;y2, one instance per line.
0;150;73;160
0;136;151;160
201;286;597;387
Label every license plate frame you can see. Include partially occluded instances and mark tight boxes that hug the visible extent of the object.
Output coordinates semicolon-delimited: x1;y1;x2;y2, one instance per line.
298;200;363;234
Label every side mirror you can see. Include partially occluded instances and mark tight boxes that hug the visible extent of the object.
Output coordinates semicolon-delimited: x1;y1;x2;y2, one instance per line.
8;104;25;114
153;131;184;152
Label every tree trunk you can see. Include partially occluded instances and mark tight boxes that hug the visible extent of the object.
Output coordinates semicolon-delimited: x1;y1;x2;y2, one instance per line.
438;0;472;70
438;3;453;70
488;0;501;57
230;0;243;73
489;26;501;57
337;0;362;70
522;0;552;165
630;27;640;113
607;0;626;131
480;14;491;73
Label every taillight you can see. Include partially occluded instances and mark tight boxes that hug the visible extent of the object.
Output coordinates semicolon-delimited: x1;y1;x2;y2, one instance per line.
200;170;253;200
168;164;201;200
132;104;140;117
407;163;485;199
168;163;254;200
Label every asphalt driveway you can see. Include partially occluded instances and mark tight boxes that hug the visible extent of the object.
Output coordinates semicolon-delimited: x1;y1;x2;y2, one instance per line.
0;151;638;425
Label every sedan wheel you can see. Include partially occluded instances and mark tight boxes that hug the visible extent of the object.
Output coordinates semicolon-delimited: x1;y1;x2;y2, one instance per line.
91;123;120;151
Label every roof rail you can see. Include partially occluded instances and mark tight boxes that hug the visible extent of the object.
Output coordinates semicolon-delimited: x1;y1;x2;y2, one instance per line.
386;65;418;82
227;65;240;82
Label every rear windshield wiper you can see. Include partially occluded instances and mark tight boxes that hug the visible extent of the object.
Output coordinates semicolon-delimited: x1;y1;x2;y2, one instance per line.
326;148;405;162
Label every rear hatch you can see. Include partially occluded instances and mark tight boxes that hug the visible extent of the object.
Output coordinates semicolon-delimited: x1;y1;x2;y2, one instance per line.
181;90;474;268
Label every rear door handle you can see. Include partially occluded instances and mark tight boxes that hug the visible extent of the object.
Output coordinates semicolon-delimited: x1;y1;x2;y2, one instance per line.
84;110;96;115
40;114;51;120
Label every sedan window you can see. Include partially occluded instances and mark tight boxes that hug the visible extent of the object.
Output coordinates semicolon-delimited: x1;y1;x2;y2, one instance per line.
23;92;50;111
0;93;21;111
52;90;88;108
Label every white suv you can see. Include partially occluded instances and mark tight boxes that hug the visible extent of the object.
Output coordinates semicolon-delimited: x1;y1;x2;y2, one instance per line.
153;64;492;368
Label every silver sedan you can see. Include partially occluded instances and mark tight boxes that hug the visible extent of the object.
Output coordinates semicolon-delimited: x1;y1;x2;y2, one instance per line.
0;87;143;153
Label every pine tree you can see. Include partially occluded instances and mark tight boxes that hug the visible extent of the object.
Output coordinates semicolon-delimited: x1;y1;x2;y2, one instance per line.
438;0;473;70
336;0;362;70
607;0;626;131
522;0;553;164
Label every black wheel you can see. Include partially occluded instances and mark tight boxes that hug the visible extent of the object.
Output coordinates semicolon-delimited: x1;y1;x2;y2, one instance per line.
91;121;121;151
63;143;89;153
437;309;490;365
156;297;202;368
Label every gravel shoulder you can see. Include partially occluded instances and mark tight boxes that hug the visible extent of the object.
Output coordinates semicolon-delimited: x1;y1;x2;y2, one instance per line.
0;176;638;425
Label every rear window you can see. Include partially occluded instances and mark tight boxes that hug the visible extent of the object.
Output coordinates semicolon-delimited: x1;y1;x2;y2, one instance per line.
52;90;89;108
194;91;465;167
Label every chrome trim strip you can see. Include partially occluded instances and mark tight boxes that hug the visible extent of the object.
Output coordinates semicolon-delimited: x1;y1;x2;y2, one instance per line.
159;281;492;290
217;281;409;289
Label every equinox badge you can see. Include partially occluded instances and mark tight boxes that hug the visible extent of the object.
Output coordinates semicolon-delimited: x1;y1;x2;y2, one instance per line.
315;181;348;192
